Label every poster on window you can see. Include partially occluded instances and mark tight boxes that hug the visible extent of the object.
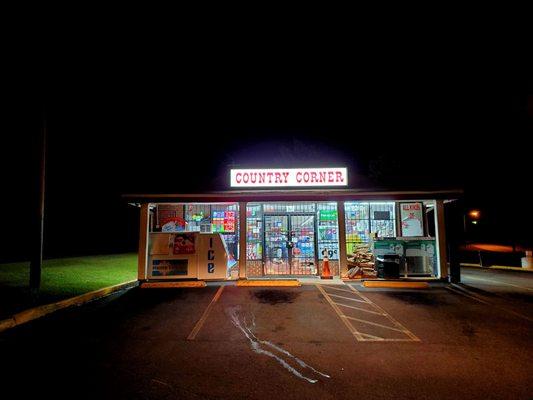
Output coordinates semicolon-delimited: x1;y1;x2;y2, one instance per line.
158;205;186;232
212;211;236;233
173;233;196;254
319;209;338;221
246;242;262;260
151;259;188;276
318;242;339;260
400;202;424;237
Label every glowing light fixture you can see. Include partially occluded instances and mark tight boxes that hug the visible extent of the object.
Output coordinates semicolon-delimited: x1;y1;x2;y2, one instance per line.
469;210;480;219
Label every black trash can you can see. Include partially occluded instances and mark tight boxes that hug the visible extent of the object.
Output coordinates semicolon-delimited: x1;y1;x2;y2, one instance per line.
376;254;401;279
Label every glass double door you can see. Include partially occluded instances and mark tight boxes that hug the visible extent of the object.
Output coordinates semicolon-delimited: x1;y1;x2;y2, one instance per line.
264;214;316;275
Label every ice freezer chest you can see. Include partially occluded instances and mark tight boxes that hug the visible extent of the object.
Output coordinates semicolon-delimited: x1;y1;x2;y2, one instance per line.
147;232;234;280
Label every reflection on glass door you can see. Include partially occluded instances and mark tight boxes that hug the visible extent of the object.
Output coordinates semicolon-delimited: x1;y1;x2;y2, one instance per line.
290;215;316;275
264;215;290;274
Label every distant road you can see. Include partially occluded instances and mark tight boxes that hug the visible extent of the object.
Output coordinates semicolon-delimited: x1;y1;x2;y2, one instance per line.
461;243;530;253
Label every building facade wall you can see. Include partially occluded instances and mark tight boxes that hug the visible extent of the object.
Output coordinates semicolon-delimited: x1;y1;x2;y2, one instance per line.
139;197;451;281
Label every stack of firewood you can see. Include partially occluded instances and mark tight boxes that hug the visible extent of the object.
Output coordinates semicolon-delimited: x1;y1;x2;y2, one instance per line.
345;243;376;279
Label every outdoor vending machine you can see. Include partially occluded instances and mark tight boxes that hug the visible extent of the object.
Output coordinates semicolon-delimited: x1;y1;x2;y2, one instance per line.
146;232;232;280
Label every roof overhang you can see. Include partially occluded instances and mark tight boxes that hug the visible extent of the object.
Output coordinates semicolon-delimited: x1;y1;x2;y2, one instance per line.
123;188;463;204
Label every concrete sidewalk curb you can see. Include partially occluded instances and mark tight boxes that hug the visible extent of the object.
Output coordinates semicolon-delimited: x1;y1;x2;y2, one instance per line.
362;281;429;289
237;280;301;287
461;263;533;272
140;281;206;288
0;280;139;334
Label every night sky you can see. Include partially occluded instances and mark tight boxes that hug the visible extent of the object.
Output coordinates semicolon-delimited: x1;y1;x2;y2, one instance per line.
1;59;531;262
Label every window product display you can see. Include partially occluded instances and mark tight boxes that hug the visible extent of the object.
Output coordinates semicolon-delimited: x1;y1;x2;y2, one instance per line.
145;198;442;280
373;237;437;277
212;210;236;233
345;202;396;254
317;204;339;260
156;204;187;232
151;203;240;262
246;204;263;260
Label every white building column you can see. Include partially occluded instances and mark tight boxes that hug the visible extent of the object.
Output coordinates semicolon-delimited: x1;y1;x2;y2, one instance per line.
522;250;533;270
434;200;448;280
138;203;150;281
337;201;348;277
239;201;247;279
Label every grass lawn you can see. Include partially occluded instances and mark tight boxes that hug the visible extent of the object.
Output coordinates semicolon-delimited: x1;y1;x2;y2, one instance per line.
0;253;137;320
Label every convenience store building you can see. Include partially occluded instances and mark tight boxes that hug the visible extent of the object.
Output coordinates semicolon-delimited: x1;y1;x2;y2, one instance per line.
125;168;461;282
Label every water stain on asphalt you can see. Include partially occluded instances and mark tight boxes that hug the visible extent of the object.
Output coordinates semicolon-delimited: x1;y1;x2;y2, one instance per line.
462;324;476;338
253;290;299;305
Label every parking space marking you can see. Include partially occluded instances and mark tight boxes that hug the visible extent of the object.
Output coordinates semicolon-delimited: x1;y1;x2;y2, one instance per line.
317;284;420;342
465;276;533;291
346;285;420;341
316;284;365;341
334;302;385;315
359;333;385;340
187;285;225;340
325;285;359;295
327;293;367;303
445;285;490;305
446;284;533;323
344;316;406;332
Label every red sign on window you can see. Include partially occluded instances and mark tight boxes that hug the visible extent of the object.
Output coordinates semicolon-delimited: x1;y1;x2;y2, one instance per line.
173;233;196;254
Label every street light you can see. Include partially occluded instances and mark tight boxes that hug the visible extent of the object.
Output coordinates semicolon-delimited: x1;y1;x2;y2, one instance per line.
469;210;480;219
467;209;483;266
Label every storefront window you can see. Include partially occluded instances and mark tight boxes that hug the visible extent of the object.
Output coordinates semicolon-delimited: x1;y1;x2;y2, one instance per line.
209;204;239;263
344;202;396;254
316;203;339;260
246;204;263;261
370;202;396;238
344;200;439;278
150;203;239;262
184;204;211;232
263;202;316;213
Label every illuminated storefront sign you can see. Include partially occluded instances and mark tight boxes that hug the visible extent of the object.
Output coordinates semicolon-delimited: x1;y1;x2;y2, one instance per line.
230;168;348;188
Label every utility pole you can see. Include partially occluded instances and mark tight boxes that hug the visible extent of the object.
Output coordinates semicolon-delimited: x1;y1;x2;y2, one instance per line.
30;112;46;294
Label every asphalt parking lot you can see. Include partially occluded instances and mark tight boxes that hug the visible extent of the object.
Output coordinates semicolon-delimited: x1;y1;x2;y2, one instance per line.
1;268;532;400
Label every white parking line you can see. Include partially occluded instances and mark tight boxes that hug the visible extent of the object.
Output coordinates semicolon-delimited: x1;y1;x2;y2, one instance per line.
445;286;490;305
347;285;420;342
187;285;225;340
465;276;533;291
446;284;533;323
359;333;385;340
327;293;367;303
333;302;385;316
316;284;365;341
324;285;360;295
317;284;420;342
344;315;406;332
